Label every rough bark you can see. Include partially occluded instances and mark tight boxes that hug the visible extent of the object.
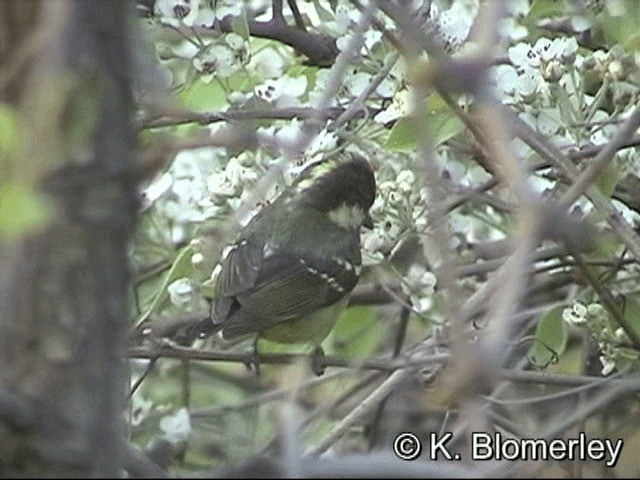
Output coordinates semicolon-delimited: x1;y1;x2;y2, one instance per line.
0;1;137;476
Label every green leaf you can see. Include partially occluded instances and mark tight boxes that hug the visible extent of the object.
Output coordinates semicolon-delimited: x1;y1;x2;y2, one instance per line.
287;65;307;77
0;104;21;160
424;93;448;111
178;78;227;112
529;306;569;368
600;0;640;50
330;306;380;358
384;118;415;152
588;229;619;260
424;110;465;146
621;297;640;343
230;7;250;41
383;109;464;152
312;0;334;22
527;0;569;20
287;65;318;91
225;70;261;93
134;244;195;327
0;183;52;239
594;161;620;198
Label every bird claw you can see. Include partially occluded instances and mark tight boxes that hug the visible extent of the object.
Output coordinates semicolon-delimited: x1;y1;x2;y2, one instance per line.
311;346;326;376
245;337;261;377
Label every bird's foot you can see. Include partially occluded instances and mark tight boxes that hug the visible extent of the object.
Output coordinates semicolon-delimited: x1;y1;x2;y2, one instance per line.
311;346;326;376
245;337;261;377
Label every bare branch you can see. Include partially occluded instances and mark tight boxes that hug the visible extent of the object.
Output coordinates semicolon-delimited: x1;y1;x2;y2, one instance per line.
217;16;338;67
127;343;450;373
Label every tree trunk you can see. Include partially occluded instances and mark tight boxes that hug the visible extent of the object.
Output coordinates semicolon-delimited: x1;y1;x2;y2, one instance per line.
0;1;136;476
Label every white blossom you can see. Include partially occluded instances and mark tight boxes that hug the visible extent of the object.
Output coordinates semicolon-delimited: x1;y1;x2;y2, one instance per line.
160;407;192;444
141;172;173;207
167;278;194;309
248;48;285;79
562;302;588;325
600;355;615;376
402;264;437;297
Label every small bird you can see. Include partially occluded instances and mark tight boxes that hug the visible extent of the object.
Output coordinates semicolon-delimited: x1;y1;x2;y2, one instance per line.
211;152;376;372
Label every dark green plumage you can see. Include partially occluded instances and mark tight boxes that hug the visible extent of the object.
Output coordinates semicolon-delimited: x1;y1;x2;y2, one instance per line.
213;153;376;346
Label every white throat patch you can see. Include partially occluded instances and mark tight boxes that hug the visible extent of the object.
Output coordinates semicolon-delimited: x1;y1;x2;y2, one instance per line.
328;203;365;230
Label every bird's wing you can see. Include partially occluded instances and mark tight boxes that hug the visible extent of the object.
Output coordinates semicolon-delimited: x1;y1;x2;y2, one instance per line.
217;251;355;339
215;237;264;297
213;236;264;326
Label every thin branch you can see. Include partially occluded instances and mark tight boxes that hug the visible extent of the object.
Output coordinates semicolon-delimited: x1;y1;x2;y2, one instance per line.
542;385;627;441
299;372;383;433
287;0;306;31
217;16;338;67
133;127;260;184
305;368;410;455
350;282;401;305
560;106;640;207
123;445;170;478
128;357;158;399
305;335;447;455
286;0;378;157
349;0;406;54
272;0;284;23
334;51;400;128
126;343;450;372
512;112;640;261
138;106;368;130
568;134;640;161
191;371;347;417
570;249;640;346
367;301;412;449
492;371;637;405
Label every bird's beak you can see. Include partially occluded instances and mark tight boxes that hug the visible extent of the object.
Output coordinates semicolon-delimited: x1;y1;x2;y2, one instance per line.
363;212;374;229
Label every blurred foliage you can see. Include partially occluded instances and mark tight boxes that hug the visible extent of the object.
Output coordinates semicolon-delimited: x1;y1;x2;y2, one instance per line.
0;104;52;238
127;0;640;475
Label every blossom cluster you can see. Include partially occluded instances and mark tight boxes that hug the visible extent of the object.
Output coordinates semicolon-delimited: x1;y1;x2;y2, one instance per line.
563;302;639;375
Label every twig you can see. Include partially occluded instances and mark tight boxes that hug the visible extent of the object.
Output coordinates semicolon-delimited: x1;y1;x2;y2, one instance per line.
191;371;347;417
305;367;410;455
305;334;446;455
491;371;635;405
126;343;449;372
287;0;378;156
217;16;338;67
542;385;626;442
560;106;640;207
123;445;169;478
138;106;360;129
567;134;640;161
128;357;158;399
570;249;640;346
511;112;640;261
272;0;284;22
287;0;306;31
333;52;400;128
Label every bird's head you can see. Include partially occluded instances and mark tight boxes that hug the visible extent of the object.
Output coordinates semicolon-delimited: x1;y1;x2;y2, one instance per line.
292;153;376;230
